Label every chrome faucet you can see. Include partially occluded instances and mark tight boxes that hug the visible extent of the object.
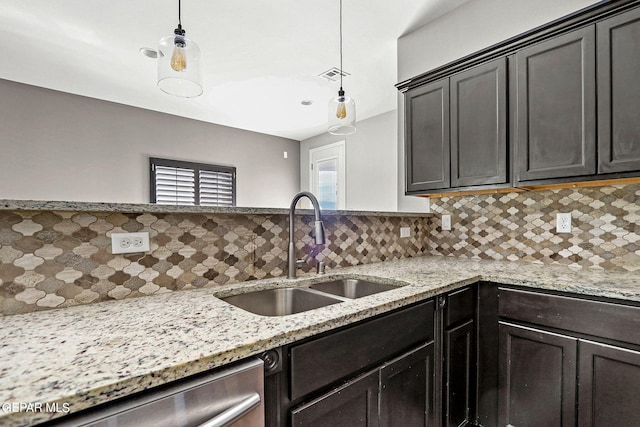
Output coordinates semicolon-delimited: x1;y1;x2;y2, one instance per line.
288;191;326;279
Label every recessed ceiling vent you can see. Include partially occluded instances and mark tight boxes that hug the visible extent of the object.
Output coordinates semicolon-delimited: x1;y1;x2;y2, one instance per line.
318;67;350;82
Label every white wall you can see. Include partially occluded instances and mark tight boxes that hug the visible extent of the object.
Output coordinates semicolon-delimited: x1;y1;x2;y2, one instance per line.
396;0;601;210
398;0;601;82
0;79;300;208
301;110;430;212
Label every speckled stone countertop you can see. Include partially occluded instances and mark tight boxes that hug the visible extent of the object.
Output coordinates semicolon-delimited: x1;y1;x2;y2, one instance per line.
0;199;432;217
1;256;638;426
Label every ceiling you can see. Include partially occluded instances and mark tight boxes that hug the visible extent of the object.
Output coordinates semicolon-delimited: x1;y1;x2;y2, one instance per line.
0;0;470;141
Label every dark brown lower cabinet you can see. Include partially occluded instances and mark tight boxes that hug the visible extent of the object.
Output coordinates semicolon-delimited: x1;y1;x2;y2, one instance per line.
578;340;640;427
441;286;477;427
498;322;577;427
290;369;379;427
380;344;434;427
495;286;640;427
444;320;475;427
291;343;434;427
263;300;436;427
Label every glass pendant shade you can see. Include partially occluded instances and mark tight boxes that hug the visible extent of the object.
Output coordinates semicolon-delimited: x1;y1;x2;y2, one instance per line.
328;91;356;135
157;34;203;98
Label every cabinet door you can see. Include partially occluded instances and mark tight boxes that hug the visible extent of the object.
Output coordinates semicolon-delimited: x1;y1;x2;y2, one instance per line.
380;343;434;427
578;340;640;427
405;79;450;192
444;320;475;427
515;26;596;183
498;322;577;427
597;7;640;174
451;58;507;187
290;369;379;427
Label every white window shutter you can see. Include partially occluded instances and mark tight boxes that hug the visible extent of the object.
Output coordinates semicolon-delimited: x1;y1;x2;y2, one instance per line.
151;158;236;207
154;166;196;205
199;170;235;206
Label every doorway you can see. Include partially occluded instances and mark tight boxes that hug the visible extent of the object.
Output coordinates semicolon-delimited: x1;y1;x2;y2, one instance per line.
309;141;346;210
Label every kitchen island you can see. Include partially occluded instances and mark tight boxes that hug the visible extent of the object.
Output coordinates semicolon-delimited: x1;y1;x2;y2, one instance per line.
1;255;638;426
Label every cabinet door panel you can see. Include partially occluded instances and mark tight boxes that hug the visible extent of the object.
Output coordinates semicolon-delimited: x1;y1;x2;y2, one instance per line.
578;340;640;427
380;343;434;427
290;370;379;427
405;79;450;192
597;7;640;173
451;58;507;187
498;322;577;427
515;26;596;182
444;320;475;427
290;300;433;401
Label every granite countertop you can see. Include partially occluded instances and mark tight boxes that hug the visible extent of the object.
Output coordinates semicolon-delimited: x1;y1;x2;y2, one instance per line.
0;199;432;218
1;256;638;426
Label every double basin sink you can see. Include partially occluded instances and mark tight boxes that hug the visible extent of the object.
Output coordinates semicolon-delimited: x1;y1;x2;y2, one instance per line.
221;278;400;316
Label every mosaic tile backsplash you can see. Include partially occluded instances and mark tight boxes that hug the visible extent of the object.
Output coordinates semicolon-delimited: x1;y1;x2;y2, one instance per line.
0;211;429;316
428;184;640;272
1;183;637;316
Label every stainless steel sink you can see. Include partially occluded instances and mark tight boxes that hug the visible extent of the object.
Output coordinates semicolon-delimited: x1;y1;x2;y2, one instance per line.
308;279;399;299
222;288;342;316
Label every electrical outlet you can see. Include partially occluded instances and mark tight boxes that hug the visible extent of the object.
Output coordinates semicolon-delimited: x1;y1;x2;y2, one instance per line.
400;227;411;238
111;232;150;254
556;213;572;233
442;214;452;231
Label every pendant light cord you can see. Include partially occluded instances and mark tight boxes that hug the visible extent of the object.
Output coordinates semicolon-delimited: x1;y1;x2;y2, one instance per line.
178;0;182;27
339;0;343;91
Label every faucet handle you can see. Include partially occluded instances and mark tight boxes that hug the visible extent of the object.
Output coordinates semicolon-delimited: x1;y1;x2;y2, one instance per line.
316;261;326;275
296;259;305;268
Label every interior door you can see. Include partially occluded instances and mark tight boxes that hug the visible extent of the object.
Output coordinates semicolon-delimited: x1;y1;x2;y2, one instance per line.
309;141;346;210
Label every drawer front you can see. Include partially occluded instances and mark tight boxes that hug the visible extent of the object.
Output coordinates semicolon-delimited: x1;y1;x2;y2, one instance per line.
498;287;640;346
290;300;434;401
445;286;475;328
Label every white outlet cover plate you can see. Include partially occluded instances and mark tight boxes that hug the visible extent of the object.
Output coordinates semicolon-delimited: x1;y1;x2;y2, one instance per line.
442;214;452;231
556;213;572;233
111;232;150;254
400;227;411;238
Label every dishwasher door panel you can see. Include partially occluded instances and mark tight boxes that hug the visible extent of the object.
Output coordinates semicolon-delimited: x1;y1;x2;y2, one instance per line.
48;358;264;427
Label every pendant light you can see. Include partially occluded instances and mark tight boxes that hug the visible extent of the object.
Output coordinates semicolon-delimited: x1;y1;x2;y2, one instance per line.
328;0;356;135
157;0;203;98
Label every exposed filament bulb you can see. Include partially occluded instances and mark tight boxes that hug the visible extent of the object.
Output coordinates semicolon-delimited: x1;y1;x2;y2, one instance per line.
336;101;347;119
171;45;187;72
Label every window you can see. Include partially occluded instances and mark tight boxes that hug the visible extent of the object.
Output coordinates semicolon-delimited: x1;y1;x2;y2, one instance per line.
150;157;236;206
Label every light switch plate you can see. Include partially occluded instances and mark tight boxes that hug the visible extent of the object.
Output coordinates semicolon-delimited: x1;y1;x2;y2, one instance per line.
111;232;150;254
442;214;452;231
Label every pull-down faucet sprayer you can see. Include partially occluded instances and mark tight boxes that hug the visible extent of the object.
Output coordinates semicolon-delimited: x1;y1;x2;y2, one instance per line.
288;192;326;279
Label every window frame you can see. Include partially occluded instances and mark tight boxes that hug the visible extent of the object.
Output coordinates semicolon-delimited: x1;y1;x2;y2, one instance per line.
149;157;237;207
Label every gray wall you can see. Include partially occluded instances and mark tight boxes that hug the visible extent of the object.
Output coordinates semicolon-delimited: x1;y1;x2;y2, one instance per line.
0;79;300;208
301;110;429;212
396;0;600;210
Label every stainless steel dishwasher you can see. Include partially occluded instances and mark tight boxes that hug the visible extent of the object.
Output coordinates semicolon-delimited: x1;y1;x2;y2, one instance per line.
48;358;264;427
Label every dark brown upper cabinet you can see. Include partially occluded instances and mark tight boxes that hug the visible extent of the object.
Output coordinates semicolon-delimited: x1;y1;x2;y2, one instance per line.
399;1;640;195
451;58;508;188
405;79;450;192
597;7;640;174
514;26;597;184
404;58;507;194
